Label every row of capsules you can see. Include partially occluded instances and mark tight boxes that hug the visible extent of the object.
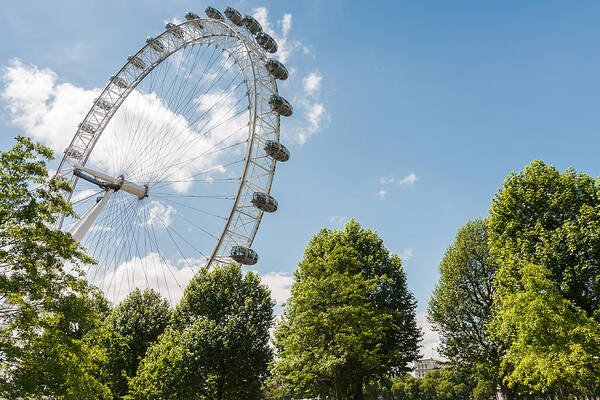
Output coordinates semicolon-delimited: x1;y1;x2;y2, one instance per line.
191;6;294;265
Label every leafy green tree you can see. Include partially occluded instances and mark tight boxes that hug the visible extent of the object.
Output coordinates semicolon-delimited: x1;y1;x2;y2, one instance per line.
0;136;111;399
427;219;510;398
391;374;420;400
129;263;274;400
488;161;600;395
272;220;421;400
107;288;171;397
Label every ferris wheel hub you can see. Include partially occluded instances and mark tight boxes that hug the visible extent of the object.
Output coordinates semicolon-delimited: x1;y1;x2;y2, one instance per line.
74;164;149;199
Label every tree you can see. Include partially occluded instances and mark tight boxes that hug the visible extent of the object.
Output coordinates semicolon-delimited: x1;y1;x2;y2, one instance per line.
129;263;274;400
488;160;600;395
107;288;171;397
427;219;510;398
272;220;421;400
0;136;111;399
491;263;600;397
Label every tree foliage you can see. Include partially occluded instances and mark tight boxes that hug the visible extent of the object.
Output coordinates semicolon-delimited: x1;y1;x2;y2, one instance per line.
488;160;600;395
272;220;420;400
0;136;110;398
391;368;474;400
106;288;171;397
427;219;507;397
129;263;274;400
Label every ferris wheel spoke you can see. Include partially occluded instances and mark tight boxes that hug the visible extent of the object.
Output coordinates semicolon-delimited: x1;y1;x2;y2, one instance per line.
146;129;247;187
88;195;141;284
151;197;227;221
141;77;246;185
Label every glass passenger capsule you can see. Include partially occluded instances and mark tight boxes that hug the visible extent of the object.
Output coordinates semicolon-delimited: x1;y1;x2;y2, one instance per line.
166;22;184;40
268;95;293;117
185;12;204;29
224;7;243;26
256;32;277;53
205;6;224;20
127;55;146;70
146;37;165;52
65;148;83;159
110;76;129;89
230;246;258;265
94;98;112;111
265;58;288;80
251;192;278;213
241;15;262;34
78;122;96;134
264;140;290;162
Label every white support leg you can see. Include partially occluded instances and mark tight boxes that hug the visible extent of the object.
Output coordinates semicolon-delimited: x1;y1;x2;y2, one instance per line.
69;189;114;242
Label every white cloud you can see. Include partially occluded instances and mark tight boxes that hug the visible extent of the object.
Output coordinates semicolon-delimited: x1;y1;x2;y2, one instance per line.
328;216;347;225
378;189;387;199
1;59;246;194
142;201;175;229
379;176;395;184
399;248;414;261
251;8;328;146
417;313;442;359
96;252;196;304
261;272;294;305
280;13;292;37
303;72;322;95
288;99;328;145
253;8;300;64
399;173;418;186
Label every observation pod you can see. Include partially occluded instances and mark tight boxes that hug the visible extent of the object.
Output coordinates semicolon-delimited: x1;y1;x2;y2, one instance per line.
78;122;97;134
256;32;277;53
252;192;278;213
146;37;165;52
205;6;224;20
110;75;129;89
265;58;289;80
241;15;262;34
224;7;243;26
166;22;184;40
230;246;258;265
185;12;204;29
269;95;293;117
264;140;290;162
65;148;82;159
127;55;146;70
94;98;112;111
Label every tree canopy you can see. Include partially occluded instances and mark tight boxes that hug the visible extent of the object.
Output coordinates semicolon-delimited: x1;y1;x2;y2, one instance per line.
272;220;420;400
0;136;111;399
427;219;507;398
488;160;600;396
129;263;274;400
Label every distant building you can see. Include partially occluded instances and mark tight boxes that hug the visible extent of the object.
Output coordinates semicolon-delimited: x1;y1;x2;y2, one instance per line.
413;357;445;378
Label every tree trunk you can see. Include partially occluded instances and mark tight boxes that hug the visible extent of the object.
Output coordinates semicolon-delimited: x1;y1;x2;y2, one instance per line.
500;382;513;400
351;376;363;400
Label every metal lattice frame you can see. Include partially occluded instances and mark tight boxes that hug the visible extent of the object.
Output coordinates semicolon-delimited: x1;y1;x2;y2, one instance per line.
55;16;280;270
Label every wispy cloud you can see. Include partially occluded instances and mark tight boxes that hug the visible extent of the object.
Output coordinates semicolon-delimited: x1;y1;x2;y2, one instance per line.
417;313;442;359
251;7;328;146
399;248;414;261
303;72;322;95
379;176;395;184
328;216;347;225
378;189;387;200
252;8;299;64
399;173;418;186
261;272;294;305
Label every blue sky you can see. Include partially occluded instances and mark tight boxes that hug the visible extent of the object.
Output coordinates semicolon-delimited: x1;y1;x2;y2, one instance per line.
2;1;600;356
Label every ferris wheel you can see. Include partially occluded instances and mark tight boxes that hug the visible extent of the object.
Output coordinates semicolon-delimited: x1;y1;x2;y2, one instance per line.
54;6;292;303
